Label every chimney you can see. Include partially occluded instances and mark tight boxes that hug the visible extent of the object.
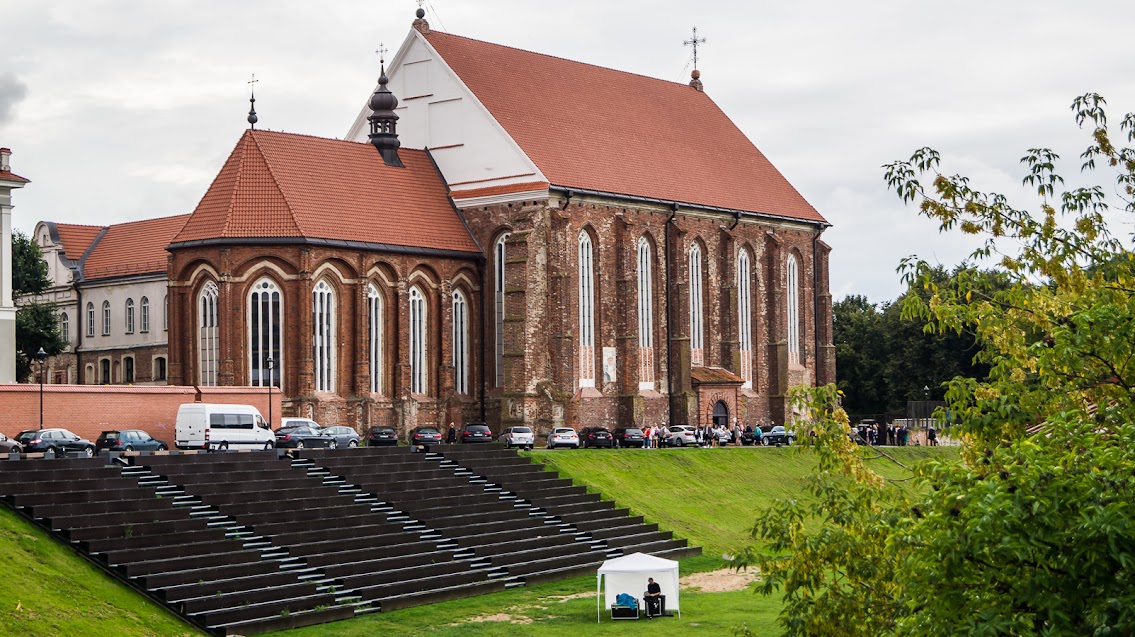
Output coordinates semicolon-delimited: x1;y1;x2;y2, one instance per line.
0;148;10;172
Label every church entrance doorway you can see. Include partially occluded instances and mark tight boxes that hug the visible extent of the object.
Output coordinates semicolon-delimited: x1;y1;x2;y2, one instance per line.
712;400;729;427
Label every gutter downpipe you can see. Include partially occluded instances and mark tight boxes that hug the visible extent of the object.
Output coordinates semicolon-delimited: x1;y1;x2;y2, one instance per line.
812;226;825;386
665;203;678;427
478;256;487;423
75;285;83;384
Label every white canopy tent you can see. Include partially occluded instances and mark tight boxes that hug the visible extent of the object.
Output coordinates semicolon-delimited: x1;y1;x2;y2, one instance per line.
596;552;680;622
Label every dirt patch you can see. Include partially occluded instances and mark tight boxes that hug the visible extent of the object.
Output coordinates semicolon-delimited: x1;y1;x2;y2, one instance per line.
462;612;534;625
544;591;593;602
680;567;761;593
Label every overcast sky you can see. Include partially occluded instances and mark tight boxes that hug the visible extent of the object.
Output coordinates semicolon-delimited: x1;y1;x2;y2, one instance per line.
2;0;1133;302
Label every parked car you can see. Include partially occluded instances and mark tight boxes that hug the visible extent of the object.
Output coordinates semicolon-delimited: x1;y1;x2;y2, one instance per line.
460;423;493;444
664;425;697;447
545;427;579;449
275;423;337;449
95;429;167;452
14;429;96;458
321;425;360;448
763;425;795;446
367;426;398;446
741;427;762;446
410;426;444;446
499;426;535;450
175;403;275;451
579;427;614;449
612;427;646;448
0;433;22;455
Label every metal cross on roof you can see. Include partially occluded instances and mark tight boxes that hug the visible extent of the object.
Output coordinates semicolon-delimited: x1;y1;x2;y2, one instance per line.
248;73;258;92
684;26;707;69
375;42;388;63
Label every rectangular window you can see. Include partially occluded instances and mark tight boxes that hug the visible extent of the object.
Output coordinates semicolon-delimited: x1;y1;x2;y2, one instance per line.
124;357;134;384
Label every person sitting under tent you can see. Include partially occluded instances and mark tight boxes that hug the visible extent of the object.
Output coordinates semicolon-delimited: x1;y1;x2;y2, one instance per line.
644;577;663;618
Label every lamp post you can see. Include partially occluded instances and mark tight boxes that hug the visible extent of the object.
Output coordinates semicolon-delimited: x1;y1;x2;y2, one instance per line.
36;347;47;430
266;356;274;429
923;385;930;401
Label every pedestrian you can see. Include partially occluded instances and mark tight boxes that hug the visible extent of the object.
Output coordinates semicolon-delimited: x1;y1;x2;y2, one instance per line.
643;425;652;449
928;425;938;446
653;426;661;449
446;423;457;444
694;426;703;447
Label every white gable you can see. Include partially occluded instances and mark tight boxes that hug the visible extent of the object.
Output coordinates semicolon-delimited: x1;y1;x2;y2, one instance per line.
346;30;546;198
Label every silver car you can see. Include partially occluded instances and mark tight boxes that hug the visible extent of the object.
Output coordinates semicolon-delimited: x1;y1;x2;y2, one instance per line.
500;426;535;449
665;425;697;447
546;427;579;449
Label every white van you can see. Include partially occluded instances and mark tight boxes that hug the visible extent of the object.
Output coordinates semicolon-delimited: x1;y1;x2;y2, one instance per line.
175;403;275;451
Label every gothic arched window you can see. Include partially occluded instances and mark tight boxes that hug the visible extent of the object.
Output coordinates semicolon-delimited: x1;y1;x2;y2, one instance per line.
367;284;383;394
636;237;655;389
249;278;282;387
140;297;150;333
60;312;69;342
86;303;94;338
452;289;469;394
102;301;111;336
787;253;801;365
578;231;596;388
738;249;753;388
198;281;219;386
409;286;427;394
689;243;704;365
312;279;336;392
125;298;135;334
494;233;509;387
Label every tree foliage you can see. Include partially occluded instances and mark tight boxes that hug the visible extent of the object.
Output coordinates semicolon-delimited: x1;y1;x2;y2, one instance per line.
11;230;63;380
742;94;1135;637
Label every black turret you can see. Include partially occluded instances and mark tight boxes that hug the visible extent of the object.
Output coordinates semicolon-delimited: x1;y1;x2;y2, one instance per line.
367;63;403;167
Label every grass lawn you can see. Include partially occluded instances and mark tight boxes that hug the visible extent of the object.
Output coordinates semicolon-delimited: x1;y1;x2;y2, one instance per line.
0;445;953;637
0;506;203;637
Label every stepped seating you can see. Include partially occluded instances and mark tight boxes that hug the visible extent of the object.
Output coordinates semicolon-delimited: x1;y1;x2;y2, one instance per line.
0;443;698;634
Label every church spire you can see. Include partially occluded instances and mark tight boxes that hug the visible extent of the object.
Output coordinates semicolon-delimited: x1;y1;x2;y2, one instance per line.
247;74;259;129
367;47;404;167
684;27;706;92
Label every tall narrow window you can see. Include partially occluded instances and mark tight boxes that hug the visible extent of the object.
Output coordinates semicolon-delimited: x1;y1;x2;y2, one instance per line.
155;356;167;381
452;289;469;394
368;284;383;394
312;280;336;392
125;298;135;334
100;358;110;384
738;249;753;388
198;281;219;386
123;356;135;384
494;233;509;387
409;286;427;394
249;278;282;387
163;294;168;331
140;297;150;333
86;303;94;337
102;301;111;336
787;254;801;365
60;312;69;342
689;243;704;366
636;238;655;390
578;231;596;388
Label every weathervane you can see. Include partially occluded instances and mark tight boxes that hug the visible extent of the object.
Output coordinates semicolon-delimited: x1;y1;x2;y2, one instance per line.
247;73;259;129
684;26;707;69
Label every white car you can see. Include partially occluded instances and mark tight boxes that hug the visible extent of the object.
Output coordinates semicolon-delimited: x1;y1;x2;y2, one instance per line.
665;425;697;447
546;427;579;449
499;426;535;449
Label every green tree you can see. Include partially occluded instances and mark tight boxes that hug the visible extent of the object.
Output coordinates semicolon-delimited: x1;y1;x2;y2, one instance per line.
12;230;63;380
742;94;1135;637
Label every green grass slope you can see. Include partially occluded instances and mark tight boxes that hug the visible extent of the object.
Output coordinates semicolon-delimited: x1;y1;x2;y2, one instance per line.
0;506;202;637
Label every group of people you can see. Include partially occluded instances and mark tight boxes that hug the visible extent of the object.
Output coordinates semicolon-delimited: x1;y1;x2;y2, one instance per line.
856;421;915;446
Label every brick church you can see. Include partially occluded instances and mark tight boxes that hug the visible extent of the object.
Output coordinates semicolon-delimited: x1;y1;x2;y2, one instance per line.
160;10;834;433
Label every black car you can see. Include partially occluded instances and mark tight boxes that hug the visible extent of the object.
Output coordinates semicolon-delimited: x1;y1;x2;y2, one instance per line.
762;425;795;446
612;427;645;448
460;423;493;443
14;429;96;458
96;429;167;452
367;426;398;446
275;424;337;449
579;427;614;449
410;426;444;446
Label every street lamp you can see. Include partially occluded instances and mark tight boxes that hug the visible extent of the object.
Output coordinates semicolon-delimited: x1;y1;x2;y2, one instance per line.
36;347;47;430
922;385;930;401
266;356;274;429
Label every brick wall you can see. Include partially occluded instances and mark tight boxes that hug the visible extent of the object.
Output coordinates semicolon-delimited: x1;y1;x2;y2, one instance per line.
0;384;281;446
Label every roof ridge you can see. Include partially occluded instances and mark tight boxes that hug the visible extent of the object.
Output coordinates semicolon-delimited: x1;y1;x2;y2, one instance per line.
248;130;305;237
427;30;706;93
247;127;431;153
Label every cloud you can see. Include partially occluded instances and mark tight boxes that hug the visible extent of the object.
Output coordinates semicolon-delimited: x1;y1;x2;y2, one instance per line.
0;73;28;125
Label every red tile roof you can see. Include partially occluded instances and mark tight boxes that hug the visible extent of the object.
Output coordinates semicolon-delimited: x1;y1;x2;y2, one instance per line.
0;170;29;183
451;180;549;199
53;224;105;262
691;366;744;384
173;130;480;253
83;214;189;280
425;31;825;224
